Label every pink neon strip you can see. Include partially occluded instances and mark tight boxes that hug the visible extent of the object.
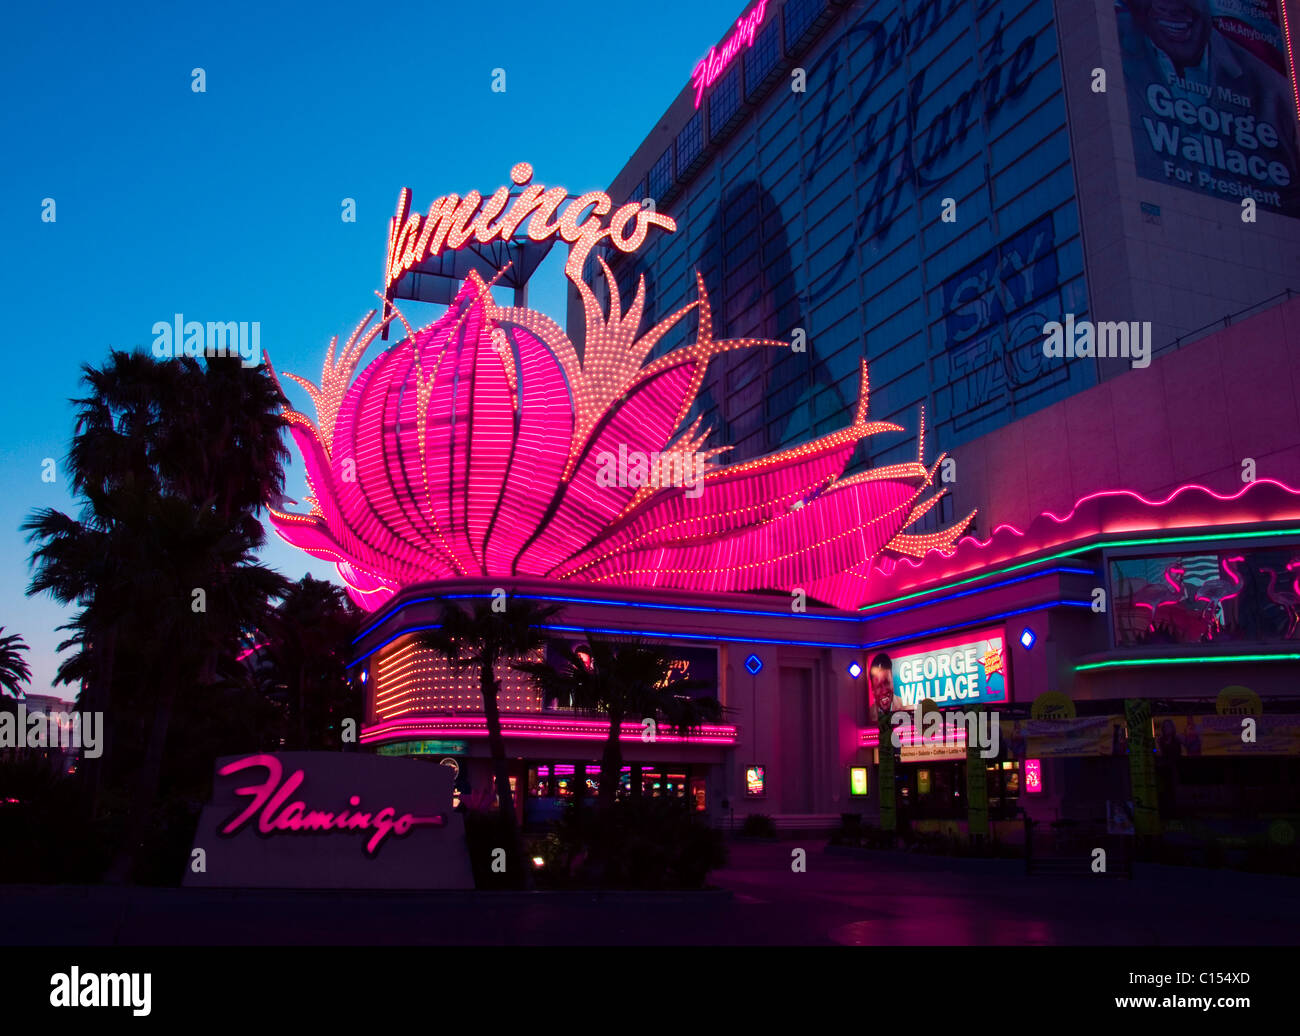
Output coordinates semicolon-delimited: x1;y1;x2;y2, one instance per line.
235;642;269;663
858;725;970;747
361;716;739;745
870;478;1300;590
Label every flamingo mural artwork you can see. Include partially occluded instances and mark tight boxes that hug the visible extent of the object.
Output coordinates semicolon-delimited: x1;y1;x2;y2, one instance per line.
1260;559;1300;640
1151;564;1215;641
1123;562;1205;640
1194;555;1246;638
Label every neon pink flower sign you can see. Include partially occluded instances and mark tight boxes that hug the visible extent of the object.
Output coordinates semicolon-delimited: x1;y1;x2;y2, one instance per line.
270;175;973;611
1024;759;1043;794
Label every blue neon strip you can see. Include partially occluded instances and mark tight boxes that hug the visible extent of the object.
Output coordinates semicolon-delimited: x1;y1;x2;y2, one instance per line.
347;601;1094;668
347;622;850;668
859;567;1098;621
353;589;862;644
860;601;1094;652
354;570;1095;646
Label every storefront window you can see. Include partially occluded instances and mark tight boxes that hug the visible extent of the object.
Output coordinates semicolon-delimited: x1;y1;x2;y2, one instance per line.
526;763;698;805
898;761;965;819
691;777;707;812
896;759;1023;821
987;760;1021;819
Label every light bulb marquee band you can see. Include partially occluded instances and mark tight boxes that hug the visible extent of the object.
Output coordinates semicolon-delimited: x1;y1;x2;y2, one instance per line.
271;162;975;611
361;715;740;746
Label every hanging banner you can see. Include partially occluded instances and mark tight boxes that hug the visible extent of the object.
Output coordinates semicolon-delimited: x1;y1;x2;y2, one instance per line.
1022;715;1129;758
1154;714;1300;756
1116;0;1300;218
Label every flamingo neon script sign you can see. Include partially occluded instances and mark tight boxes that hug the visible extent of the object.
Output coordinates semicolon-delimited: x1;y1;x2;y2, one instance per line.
384;162;676;291
272;161;973;611
691;0;769;109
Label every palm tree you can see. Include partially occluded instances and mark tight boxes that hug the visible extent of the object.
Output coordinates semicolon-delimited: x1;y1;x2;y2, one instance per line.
520;637;721;812
97;492;287;881
419;597;562;884
25;349;291;881
255;575;362;749
0;629;32;699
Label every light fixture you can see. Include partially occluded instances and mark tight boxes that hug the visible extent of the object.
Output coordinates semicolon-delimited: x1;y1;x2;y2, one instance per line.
847;661;862;679
745;653;763;675
1019;627;1036;650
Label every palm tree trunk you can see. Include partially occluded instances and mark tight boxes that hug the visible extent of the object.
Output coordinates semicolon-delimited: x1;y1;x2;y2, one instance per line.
81;625;116;824
106;664;178;884
297;659;307;749
599;712;623;811
480;663;523;886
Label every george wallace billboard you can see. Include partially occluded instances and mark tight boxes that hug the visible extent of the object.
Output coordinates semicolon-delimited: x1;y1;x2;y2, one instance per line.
1116;0;1300;217
184;752;473;889
887;628;1011;710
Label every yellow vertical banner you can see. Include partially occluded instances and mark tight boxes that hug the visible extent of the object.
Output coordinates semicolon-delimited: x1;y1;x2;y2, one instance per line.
1125;698;1161;836
878;713;896;833
965;705;989;841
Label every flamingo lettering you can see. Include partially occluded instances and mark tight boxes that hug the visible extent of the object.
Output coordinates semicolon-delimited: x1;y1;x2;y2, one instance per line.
218;754;445;857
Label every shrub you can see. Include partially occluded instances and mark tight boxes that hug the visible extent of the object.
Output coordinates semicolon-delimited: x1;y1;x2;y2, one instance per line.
0;757;114;883
543;798;727;890
739;813;777;839
462;808;524;889
831;813;864;846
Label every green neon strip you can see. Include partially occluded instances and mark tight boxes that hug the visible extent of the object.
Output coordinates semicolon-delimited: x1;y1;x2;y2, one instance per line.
860;525;1300;613
1101;528;1300;549
1076;653;1300;671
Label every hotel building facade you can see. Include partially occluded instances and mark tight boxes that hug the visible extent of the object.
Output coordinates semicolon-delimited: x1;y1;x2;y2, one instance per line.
301;0;1300;853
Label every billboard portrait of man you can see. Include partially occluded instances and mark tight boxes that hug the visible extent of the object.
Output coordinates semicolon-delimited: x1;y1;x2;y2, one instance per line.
1117;0;1300;217
868;652;895;723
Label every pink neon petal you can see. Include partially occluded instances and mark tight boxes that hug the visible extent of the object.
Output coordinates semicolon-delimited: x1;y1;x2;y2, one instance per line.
585;478;917;596
482;324;574;575
866;478;1300;599
559;435;863;578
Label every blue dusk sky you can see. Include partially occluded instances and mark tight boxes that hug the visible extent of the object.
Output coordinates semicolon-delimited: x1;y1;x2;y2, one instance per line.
0;0;750;698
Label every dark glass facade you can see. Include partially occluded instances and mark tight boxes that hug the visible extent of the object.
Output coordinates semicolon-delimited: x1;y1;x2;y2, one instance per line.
602;0;1091;476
